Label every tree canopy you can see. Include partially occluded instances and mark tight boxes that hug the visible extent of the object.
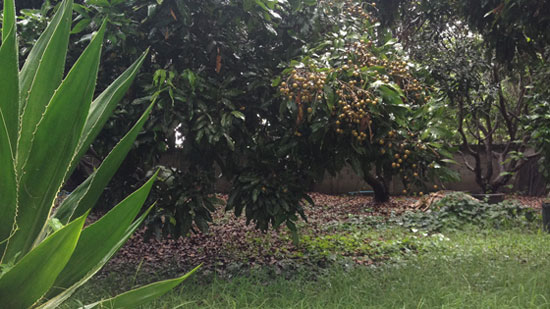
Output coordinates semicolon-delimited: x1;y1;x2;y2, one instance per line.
7;0;548;236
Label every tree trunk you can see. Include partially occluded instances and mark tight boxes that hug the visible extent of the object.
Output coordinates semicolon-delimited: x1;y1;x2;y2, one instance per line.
364;173;390;203
543;203;550;233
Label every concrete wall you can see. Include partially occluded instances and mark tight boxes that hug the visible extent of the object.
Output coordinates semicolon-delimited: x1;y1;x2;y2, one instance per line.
311;154;546;195
158;149;547;196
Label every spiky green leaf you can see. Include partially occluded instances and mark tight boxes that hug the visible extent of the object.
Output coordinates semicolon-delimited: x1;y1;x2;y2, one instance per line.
84;265;201;309
55;102;154;224
0;214;86;309
42;204;155;308
69;50;149;178
0;0;19;258
5;23;106;261
0;0;18;149
1;0;16;42
17;0;73;164
49;172;157;295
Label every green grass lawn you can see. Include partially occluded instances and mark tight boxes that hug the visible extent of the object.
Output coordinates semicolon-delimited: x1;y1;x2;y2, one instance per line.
65;227;550;308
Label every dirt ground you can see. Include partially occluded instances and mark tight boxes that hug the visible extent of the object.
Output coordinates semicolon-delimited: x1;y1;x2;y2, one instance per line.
95;192;545;278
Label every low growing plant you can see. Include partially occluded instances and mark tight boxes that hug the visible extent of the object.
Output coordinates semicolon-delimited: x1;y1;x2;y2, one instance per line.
392;192;537;233
0;0;198;307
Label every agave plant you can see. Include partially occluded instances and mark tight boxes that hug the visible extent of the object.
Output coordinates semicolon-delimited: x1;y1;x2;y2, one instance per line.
0;0;198;308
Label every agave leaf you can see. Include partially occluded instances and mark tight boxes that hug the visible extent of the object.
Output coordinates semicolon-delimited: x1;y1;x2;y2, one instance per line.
42;204;156;308
17;0;73;165
0;214;86;309
49;172;157;297
55;102;154;224
1;0;16;42
0;110;17;260
0;0;18;149
0;0;196;306
67;50;149;178
0;0;19;259
84;265;202;309
4;23;106;262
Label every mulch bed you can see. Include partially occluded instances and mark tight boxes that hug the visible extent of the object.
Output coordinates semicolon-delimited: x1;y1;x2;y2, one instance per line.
93;193;545;279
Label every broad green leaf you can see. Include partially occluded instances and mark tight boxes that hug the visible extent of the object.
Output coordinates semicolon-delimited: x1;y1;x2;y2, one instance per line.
438;148;454;159
17;0;73;163
0;214;86;309
5;23;106;262
0;0;19;258
0;109;17;259
40;207;153;308
44;201;154;309
2;0;15;42
67;50;148;179
0;0;19;152
51;172;157;289
84;265;202;309
56;102;154;224
231;110;246;121
71;18;92;34
376;85;404;107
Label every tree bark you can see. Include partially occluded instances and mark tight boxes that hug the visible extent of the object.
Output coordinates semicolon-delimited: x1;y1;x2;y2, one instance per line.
364;173;390;203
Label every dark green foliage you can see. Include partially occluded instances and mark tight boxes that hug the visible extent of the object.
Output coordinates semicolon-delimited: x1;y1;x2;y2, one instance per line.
9;0;546;237
460;0;550;62
144;166;223;238
78;0;458;233
45;0;334;235
392;192;538;233
225;142;314;233
378;0;545;194
527;48;550;185
374;0;550;63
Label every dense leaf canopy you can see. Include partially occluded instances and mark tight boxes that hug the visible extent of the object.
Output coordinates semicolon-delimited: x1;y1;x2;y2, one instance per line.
7;0;548;236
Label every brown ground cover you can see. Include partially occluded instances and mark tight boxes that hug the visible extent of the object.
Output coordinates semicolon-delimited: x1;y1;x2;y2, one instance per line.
95;192;544;279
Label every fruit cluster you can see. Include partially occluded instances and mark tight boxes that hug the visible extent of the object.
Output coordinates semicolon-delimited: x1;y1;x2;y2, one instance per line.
340;0;378;24
279;69;327;105
347;40;428;103
378;136;441;195
334;80;378;142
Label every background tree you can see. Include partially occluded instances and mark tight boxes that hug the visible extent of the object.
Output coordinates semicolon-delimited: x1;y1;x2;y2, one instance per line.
374;0;550;63
68;0;337;235
415;23;540;193
527;47;550;186
372;0;548;194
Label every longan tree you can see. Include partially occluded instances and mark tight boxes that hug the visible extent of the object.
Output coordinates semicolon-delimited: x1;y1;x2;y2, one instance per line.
276;0;458;203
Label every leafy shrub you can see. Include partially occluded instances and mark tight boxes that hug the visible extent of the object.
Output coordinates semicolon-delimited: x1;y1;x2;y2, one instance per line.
392;192;537;232
226;160;313;235
145;165;223;238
